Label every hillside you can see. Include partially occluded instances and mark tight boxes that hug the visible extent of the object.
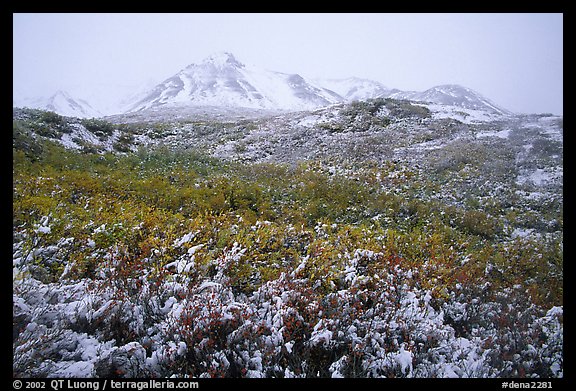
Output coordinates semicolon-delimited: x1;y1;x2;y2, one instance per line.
12;99;562;378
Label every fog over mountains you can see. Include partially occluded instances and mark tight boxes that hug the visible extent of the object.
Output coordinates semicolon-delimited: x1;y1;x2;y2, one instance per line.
13;52;512;118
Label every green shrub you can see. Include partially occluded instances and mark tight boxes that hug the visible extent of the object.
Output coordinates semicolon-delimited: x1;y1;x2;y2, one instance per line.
81;118;115;140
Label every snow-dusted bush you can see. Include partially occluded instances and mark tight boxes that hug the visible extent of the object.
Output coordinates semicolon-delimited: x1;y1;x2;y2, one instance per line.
13;242;563;378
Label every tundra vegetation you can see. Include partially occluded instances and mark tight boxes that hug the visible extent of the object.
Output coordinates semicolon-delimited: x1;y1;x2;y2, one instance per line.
13;105;562;378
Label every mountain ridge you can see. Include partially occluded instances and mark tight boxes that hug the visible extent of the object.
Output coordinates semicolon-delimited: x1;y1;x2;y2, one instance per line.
126;52;511;117
13;52;512;118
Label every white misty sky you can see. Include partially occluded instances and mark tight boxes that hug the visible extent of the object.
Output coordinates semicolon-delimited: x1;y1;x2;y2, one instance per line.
13;13;563;115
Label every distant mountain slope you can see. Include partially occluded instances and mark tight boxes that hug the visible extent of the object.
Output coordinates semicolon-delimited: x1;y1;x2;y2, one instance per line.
313;77;391;101
13;90;102;118
386;84;511;116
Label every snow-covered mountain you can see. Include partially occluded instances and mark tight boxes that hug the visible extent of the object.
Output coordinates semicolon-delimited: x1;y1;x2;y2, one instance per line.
126;52;343;113
313;77;391;101
13;90;102;118
125;54;510;117
13;53;512;118
386;84;511;116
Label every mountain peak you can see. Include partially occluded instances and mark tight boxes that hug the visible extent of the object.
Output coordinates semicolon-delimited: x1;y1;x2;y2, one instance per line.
202;51;244;68
50;90;73;100
426;84;476;95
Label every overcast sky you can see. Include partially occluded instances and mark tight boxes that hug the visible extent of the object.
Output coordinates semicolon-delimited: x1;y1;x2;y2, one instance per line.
13;13;563;115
